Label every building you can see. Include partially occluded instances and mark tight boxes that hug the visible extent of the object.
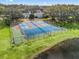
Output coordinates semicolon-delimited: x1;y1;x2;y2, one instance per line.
22;11;31;18
34;10;44;18
22;9;44;18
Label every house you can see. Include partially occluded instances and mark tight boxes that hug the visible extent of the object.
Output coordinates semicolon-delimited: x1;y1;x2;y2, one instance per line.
22;11;31;18
22;9;44;18
34;10;44;18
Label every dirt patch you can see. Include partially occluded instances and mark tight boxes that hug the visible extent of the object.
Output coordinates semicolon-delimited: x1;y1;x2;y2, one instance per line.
34;38;79;59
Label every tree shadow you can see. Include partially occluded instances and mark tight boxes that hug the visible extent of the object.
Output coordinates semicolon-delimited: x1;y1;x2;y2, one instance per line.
0;21;8;30
34;38;79;59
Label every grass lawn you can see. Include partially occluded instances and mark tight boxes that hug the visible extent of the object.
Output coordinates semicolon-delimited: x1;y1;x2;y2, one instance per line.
42;18;49;20
0;26;11;52
52;22;79;29
39;18;49;21
0;29;79;59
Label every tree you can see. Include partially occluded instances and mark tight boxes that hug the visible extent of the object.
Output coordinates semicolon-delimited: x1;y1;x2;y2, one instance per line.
2;8;24;26
4;16;11;26
29;14;35;20
0;6;5;15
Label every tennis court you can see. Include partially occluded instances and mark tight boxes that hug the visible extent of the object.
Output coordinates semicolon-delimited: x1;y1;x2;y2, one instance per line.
11;21;61;44
19;21;61;39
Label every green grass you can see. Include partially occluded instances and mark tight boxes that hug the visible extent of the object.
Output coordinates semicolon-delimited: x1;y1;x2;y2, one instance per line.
0;26;11;52
41;18;49;21
52;22;79;29
0;29;79;59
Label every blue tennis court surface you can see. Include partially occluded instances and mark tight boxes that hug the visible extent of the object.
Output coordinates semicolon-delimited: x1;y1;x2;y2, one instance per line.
19;21;61;39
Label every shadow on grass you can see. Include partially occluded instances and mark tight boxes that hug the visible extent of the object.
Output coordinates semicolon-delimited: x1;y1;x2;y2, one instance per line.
34;38;79;59
0;21;9;30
